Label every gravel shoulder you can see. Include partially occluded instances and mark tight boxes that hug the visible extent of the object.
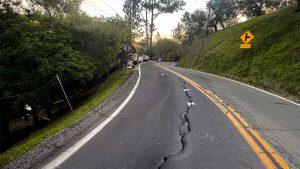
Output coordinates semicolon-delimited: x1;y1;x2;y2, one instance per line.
4;68;138;169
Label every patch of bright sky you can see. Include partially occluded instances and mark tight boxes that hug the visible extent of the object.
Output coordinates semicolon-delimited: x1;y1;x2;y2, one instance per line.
81;0;207;36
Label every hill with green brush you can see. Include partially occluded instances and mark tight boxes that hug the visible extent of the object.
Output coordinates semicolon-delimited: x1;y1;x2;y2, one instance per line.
178;5;300;102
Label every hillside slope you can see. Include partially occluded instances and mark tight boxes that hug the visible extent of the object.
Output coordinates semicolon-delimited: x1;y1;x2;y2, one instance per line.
178;5;300;101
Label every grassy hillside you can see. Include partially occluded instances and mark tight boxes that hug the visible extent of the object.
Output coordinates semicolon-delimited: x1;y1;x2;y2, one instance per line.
178;5;300;102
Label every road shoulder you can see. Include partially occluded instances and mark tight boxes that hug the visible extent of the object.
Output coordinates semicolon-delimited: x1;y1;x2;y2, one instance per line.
4;69;139;169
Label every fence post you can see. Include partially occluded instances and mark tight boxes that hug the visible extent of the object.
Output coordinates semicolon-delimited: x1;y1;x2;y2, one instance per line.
56;75;73;113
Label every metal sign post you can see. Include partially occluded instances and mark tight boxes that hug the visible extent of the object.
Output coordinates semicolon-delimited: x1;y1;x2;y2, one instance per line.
56;75;73;113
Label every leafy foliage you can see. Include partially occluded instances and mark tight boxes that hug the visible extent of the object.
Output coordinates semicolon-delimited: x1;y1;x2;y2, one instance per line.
237;0;293;18
177;10;208;44
153;38;180;61
0;14;95;97
0;0;129;153
173;0;297;48
28;0;83;18
207;0;240;30
0;69;131;168
0;1;128;97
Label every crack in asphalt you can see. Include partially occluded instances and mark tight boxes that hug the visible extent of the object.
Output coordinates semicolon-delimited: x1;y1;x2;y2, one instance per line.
157;77;255;169
158;79;194;169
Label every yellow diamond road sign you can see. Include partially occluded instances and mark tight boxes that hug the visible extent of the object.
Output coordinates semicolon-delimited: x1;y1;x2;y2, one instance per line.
240;31;254;44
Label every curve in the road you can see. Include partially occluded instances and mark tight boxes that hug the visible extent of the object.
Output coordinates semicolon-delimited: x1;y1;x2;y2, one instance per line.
42;64;142;169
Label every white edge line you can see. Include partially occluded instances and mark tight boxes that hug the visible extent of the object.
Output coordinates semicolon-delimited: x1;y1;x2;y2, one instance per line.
176;66;300;107
42;64;142;169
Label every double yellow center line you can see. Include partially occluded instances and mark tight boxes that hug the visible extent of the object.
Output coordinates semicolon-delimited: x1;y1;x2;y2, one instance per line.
157;64;289;169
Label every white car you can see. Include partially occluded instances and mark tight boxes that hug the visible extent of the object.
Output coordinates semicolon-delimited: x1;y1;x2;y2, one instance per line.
138;56;144;63
143;55;150;62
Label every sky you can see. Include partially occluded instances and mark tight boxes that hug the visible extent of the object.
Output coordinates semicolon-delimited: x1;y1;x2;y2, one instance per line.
81;0;207;37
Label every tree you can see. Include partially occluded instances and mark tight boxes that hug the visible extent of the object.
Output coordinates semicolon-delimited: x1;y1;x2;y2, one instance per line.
153;38;180;61
237;0;291;18
172;22;184;44
140;0;151;52
180;10;208;43
0;0;132;148
28;0;82;18
207;0;239;30
238;0;264;17
0;2;128;118
297;0;300;11
65;13;128;78
155;31;161;41
123;0;154;53
206;8;218;33
123;0;142;43
145;0;185;58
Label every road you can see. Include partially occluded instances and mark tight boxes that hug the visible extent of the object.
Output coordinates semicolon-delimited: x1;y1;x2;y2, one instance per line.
162;62;300;168
43;62;299;169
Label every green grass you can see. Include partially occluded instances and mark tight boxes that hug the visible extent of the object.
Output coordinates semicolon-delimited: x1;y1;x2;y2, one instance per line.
178;5;300;102
0;69;131;168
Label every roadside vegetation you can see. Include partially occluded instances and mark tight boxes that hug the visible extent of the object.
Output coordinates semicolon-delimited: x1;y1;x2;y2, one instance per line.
178;4;300;102
0;69;131;167
0;0;132;161
153;38;180;61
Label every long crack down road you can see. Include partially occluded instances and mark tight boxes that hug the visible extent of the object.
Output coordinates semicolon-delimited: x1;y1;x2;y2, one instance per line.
43;62;299;169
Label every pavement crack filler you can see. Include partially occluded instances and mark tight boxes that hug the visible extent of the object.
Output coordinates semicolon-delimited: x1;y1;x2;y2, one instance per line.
158;78;194;169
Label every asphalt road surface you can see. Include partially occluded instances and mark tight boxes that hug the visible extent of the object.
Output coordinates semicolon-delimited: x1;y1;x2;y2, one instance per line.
43;62;299;169
162;62;300;169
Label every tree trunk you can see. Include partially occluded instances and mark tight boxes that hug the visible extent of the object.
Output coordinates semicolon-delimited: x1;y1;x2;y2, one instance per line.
43;4;53;19
219;20;225;29
0;112;10;140
45;94;55;119
145;8;149;52
129;1;132;43
209;4;225;29
46;104;52;119
149;0;154;59
31;108;39;124
298;0;300;11
1;100;12;142
214;24;218;32
206;8;211;36
257;5;263;16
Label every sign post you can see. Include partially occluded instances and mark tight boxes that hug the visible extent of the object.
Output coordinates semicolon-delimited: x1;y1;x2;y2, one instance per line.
124;44;131;62
240;31;254;49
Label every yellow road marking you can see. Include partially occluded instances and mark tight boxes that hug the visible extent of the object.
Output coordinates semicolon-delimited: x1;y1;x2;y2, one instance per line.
228;107;290;169
157;64;289;169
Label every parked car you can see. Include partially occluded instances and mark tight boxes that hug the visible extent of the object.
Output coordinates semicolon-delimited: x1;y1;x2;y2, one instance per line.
138;56;144;63
143;55;150;62
129;54;138;64
127;60;134;69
